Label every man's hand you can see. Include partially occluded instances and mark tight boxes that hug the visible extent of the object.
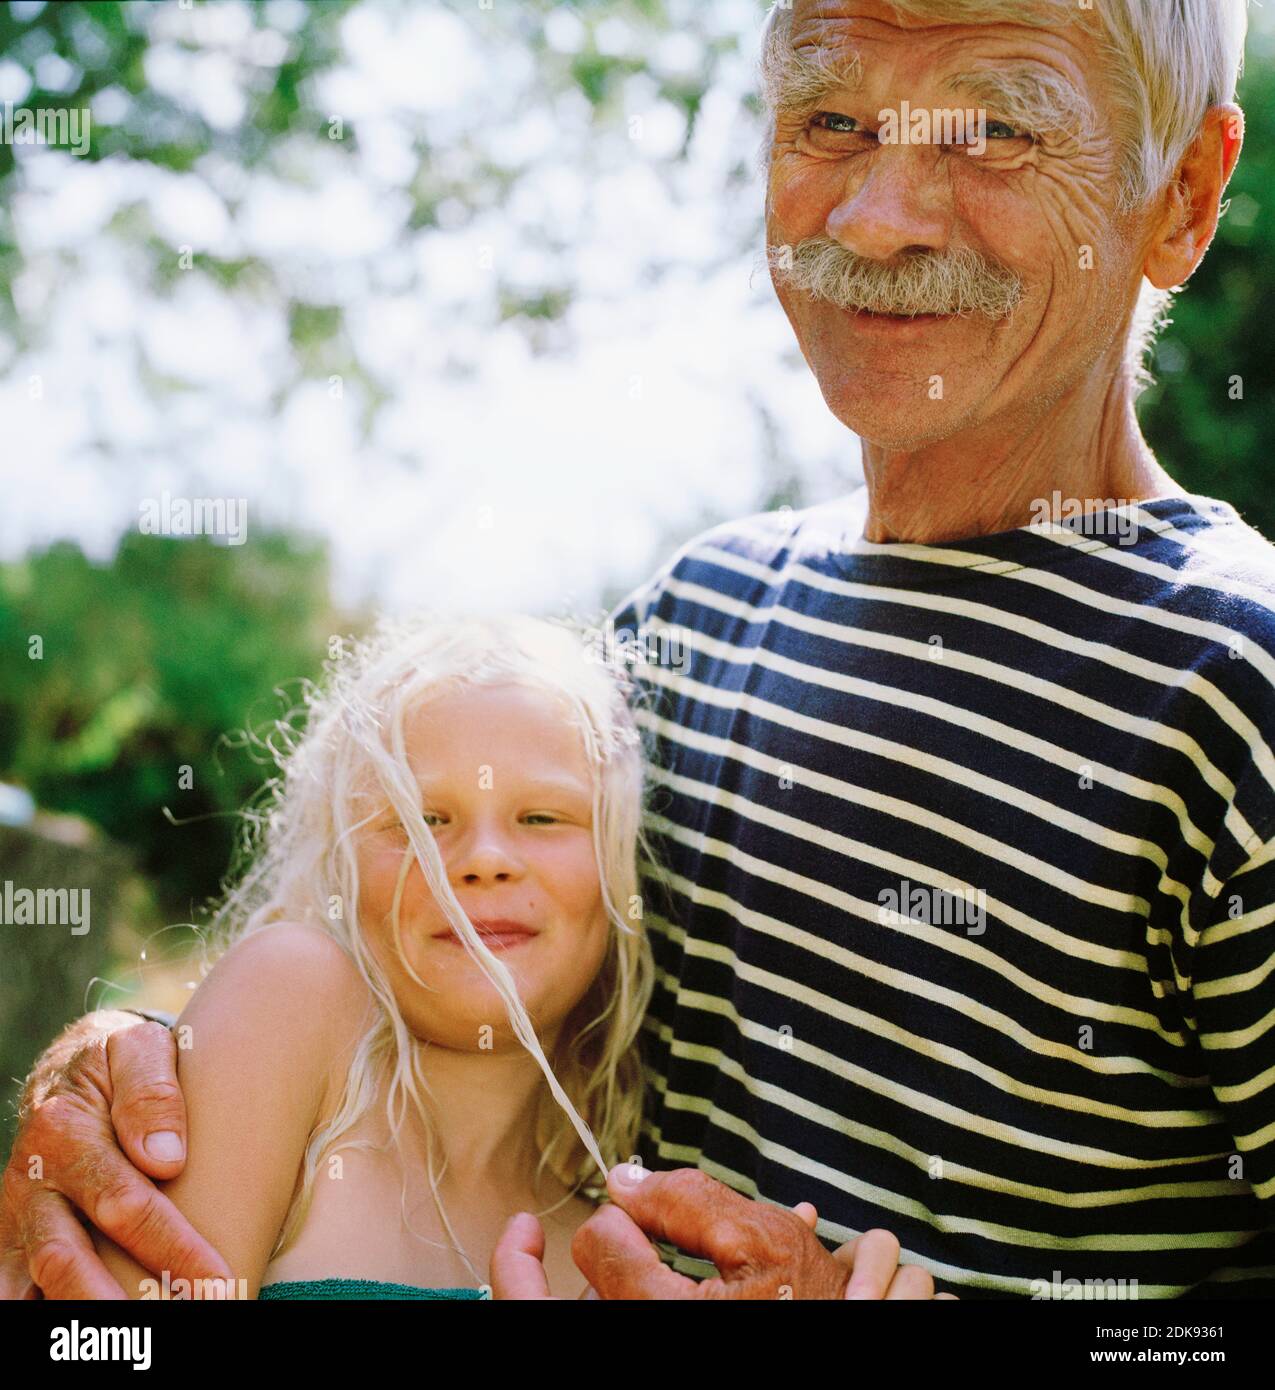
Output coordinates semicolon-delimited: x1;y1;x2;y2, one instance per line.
0;1011;231;1299
571;1165;950;1299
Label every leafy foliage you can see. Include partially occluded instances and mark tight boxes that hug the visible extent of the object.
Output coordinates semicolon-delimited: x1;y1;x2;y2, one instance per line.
0;532;342;918
1140;55;1275;537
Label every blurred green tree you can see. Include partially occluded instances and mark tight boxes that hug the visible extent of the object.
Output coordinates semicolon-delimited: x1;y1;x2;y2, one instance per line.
0;0;358;326
0;531;342;919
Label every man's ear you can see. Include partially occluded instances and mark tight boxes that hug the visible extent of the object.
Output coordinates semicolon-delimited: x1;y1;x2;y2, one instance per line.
1144;103;1244;290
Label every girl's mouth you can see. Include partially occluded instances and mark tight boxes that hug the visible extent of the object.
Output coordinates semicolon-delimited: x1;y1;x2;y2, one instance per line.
438;931;534;950
433;918;539;950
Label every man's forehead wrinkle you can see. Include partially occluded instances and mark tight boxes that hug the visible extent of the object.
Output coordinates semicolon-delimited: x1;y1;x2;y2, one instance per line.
791;1;1029;47
788;9;1089;85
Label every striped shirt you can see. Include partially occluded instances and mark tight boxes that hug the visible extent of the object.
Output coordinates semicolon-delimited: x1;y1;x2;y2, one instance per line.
609;490;1275;1299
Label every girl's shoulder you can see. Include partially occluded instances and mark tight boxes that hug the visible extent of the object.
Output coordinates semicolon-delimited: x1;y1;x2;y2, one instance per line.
182;923;378;1071
211;921;371;994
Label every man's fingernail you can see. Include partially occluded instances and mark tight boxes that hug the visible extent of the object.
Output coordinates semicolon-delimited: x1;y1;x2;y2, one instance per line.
610;1162;649;1188
145;1131;184;1162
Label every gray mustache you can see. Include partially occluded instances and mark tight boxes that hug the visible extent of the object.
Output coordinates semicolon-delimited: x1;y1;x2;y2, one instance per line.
769;235;1024;319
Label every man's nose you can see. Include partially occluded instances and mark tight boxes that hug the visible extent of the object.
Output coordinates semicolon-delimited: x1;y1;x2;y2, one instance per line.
826;145;952;261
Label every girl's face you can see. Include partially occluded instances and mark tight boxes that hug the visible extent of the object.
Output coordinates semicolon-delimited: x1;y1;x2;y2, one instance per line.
354;681;612;1051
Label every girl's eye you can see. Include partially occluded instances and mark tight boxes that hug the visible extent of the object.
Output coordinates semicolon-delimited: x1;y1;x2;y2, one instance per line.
417;812;564;825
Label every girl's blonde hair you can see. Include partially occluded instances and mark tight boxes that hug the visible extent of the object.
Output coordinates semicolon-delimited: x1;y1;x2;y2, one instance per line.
203;612;658;1280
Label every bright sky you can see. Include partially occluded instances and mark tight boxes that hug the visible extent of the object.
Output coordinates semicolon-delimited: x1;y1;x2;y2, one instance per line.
0;0;860;616
2;0;1270;615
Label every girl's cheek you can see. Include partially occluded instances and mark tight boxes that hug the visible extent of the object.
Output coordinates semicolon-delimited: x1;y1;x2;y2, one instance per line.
543;836;602;892
362;844;417;890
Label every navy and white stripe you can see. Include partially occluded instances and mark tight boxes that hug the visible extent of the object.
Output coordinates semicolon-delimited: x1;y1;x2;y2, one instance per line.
610;491;1275;1299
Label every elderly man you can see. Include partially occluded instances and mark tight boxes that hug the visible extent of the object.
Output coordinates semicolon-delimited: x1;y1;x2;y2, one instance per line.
3;0;1270;1301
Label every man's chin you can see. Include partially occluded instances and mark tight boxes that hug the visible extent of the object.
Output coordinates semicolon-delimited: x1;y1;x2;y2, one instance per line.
813;371;984;451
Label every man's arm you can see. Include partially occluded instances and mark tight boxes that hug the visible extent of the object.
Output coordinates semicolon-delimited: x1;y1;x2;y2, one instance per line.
1194;835;1275;1214
1;1010;229;1299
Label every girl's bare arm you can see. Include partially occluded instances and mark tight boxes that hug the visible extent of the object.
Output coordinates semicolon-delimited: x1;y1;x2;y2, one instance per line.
93;923;375;1298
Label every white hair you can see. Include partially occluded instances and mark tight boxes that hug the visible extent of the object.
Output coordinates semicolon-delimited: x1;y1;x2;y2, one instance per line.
758;0;1248;381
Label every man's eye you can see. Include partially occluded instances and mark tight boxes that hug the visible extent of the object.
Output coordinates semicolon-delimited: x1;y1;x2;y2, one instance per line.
811;111;862;135
984;119;1031;141
803;111;877;155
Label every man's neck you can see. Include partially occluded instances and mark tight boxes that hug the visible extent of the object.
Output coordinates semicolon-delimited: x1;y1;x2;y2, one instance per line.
858;355;1183;545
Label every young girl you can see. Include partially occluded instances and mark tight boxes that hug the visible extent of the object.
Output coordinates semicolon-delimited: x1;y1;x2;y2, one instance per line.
93;612;658;1298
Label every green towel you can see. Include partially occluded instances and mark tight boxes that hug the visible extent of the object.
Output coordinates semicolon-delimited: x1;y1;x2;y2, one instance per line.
258;1278;487;1300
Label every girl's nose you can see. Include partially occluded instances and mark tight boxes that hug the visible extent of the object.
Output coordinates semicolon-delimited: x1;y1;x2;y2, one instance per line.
450;827;523;885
